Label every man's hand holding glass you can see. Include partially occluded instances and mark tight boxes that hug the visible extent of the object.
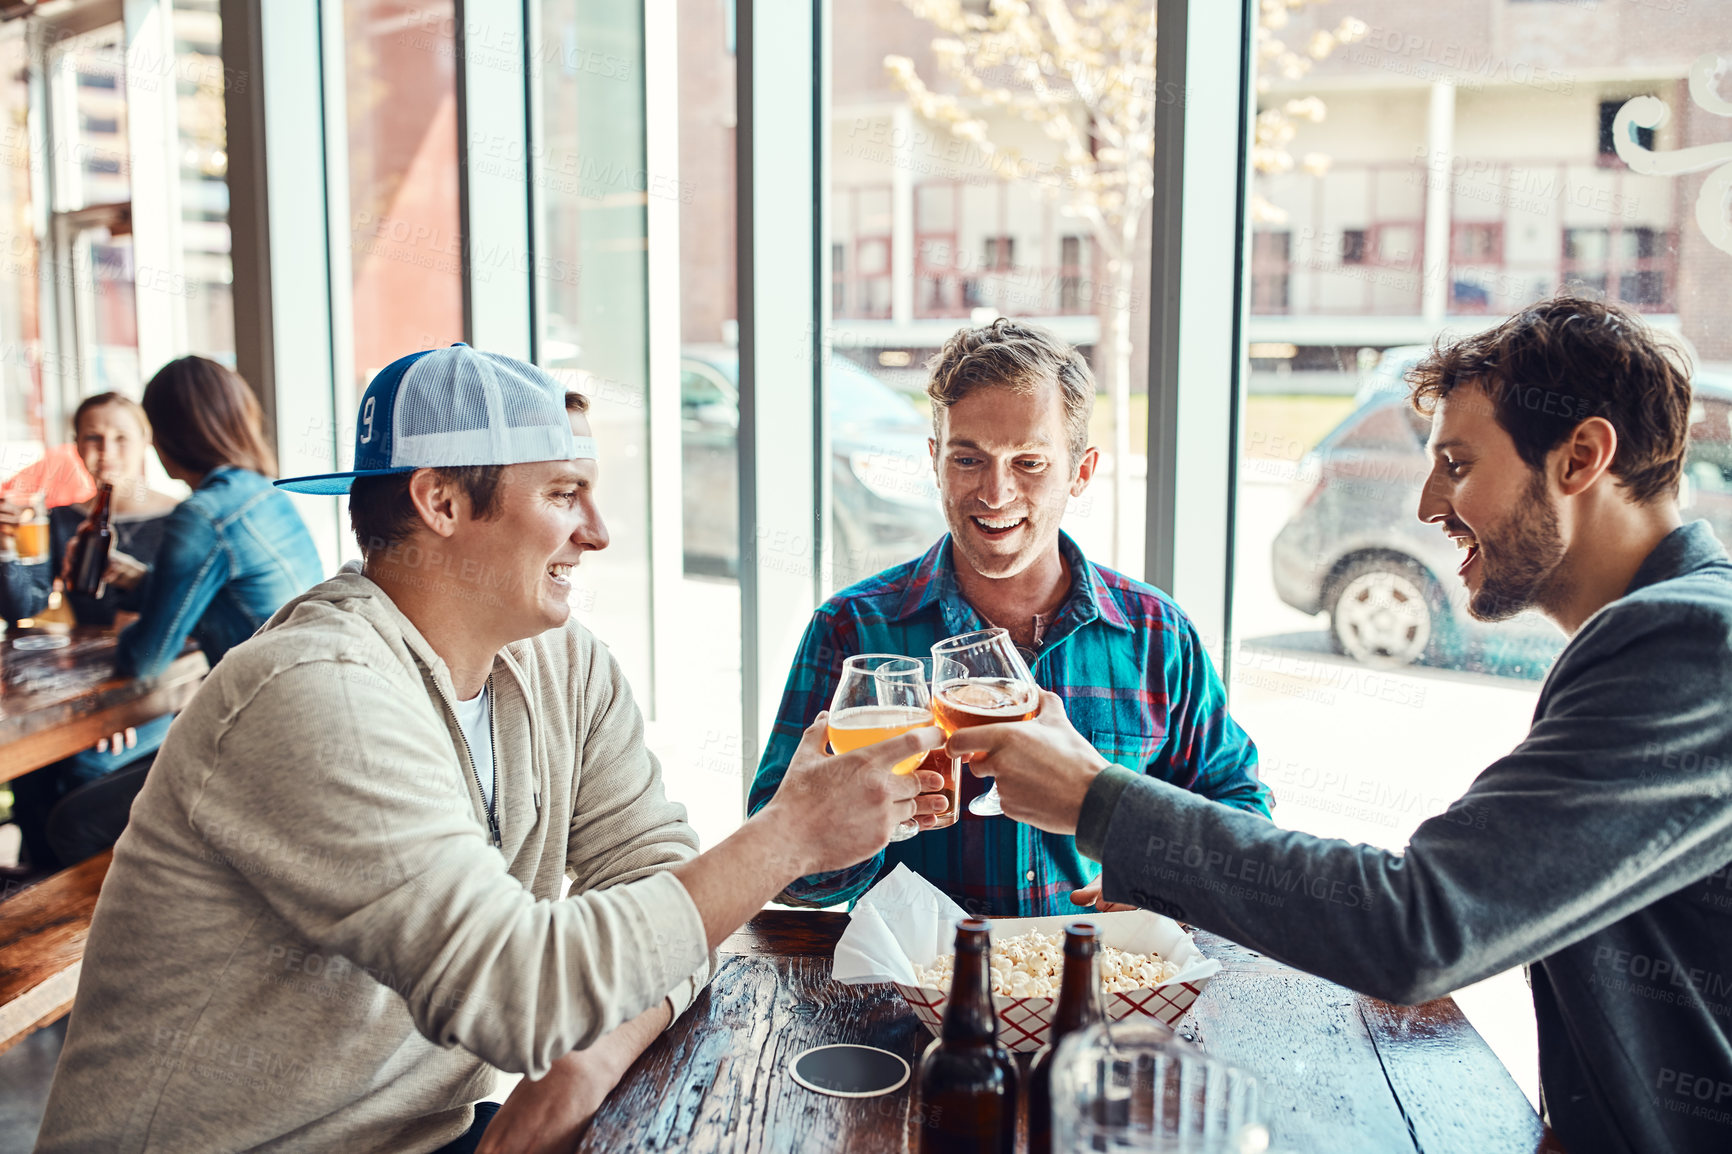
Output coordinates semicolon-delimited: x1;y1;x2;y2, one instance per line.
944;689;1109;836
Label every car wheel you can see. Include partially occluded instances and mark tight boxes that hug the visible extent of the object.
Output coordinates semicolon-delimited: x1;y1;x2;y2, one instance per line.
1325;555;1453;667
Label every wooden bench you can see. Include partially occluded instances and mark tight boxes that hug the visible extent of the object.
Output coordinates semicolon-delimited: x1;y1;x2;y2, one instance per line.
0;849;111;1054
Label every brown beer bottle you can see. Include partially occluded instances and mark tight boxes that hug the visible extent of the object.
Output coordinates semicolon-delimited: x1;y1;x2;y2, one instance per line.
1027;922;1105;1154
67;482;114;597
915;918;1017;1154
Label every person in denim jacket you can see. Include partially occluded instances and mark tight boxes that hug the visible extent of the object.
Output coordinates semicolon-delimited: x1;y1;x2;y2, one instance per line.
6;358;321;875
112;356;323;679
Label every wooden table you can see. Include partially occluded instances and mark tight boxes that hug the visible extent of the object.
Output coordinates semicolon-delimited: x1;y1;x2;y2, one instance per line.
581;910;1565;1153
0;626;205;781
0;848;109;1052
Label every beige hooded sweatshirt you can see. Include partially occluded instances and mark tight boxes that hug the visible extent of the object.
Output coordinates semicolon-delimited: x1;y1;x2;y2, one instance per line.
33;566;713;1153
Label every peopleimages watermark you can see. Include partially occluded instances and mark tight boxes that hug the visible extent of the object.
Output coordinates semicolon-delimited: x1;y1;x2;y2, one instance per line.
1408;147;1643;221
350;209;583;287
1233;643;1429;709
1139;834;1376;912
1655;1067;1732;1127
844;117;1085;192
1594;945;1732;1012
467;130;694;205
1256;755;1476;830
1340;28;1573;93
395;13;631;83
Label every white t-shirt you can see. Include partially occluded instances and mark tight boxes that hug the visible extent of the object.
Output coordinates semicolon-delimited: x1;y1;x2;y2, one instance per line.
452;683;495;812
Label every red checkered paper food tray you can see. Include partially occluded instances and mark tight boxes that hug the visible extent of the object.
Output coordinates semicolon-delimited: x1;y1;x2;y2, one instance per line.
888;911;1220;1054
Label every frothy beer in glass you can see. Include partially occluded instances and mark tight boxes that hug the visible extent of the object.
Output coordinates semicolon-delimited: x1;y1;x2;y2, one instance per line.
933;678;1041;731
928;678;1040;824
827;705;931;775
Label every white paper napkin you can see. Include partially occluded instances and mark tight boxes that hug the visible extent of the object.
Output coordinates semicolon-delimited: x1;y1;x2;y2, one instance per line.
831;863;1221;991
832;863;968;985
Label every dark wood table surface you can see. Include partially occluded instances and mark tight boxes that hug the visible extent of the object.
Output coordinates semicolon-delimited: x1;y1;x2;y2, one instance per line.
580;909;1565;1154
0;626;205;781
0;848;110;1052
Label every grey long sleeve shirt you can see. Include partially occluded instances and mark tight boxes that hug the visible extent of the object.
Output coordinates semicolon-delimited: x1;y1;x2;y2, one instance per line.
1079;520;1732;1154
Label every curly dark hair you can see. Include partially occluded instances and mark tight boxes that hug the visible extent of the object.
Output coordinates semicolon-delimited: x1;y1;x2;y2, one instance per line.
1408;295;1693;504
926;317;1094;464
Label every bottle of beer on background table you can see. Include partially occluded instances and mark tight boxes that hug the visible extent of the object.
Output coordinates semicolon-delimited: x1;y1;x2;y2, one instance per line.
1027;921;1105;1154
67;481;114;598
915;917;1017;1154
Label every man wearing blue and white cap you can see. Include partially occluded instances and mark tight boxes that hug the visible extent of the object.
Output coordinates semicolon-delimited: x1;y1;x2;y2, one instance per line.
37;344;946;1154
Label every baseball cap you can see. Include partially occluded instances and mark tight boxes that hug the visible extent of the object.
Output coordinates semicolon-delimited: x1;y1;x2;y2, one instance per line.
277;343;595;495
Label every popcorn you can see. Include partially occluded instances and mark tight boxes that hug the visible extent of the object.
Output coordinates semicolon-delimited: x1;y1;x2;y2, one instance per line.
913;928;1182;996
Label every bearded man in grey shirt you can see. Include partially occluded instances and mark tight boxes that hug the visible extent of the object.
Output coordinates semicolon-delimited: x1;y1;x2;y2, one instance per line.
954;296;1732;1154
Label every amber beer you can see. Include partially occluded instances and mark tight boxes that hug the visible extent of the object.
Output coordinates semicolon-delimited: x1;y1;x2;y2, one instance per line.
1027;923;1105;1154
13;519;48;562
929;678;1038;823
915;918;1017;1153
932;678;1041;732
67;482;114;597
827;704;932;775
11;493;48;562
916;748;960;829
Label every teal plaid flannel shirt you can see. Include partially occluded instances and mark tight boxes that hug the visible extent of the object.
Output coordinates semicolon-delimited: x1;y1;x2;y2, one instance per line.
746;532;1271;917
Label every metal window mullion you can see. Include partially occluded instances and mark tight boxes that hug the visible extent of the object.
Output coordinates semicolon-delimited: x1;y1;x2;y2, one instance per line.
737;0;821;792
220;0;341;572
1146;0;1253;674
454;0;532;359
644;0;683;721
319;0;358;568
30;22;80;410
123;0;186;375
814;0;832;599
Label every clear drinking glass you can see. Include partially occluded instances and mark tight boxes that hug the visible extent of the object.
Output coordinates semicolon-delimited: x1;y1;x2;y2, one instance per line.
827;654;934;842
930;627;1040;817
1052;1021;1270;1153
13;495;48;564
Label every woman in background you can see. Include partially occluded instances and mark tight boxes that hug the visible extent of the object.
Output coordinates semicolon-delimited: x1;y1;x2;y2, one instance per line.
1;394;183;874
0;391;180;625
3;359;322;874
113;355;323;678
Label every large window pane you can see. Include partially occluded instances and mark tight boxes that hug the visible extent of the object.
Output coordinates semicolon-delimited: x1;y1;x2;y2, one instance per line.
45;21;137;396
669;0;744;845
0;28;45;472
534;1;653;694
827;0;1155;586
1;2;239;501
1230;0;1730;1104
342;0;462;389
172;0;232;363
47;26;129;214
534;2;749;847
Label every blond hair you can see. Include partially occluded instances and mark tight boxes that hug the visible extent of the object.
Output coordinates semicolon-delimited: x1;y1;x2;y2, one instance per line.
925;318;1094;464
72;392;152;442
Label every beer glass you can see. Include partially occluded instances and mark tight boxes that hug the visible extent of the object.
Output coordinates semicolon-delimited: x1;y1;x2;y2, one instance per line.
930;628;1040;817
828;654;934;842
1052;1021;1270;1153
12;496;48;564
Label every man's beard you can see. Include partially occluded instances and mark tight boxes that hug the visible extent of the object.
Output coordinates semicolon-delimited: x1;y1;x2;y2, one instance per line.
1467;471;1567;622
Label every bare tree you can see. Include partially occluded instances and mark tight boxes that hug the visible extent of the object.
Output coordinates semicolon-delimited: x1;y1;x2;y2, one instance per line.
886;0;1363;567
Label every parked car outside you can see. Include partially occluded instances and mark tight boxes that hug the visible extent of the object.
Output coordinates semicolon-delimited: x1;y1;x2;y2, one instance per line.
1272;369;1732;673
680;346;948;585
1354;345;1430;408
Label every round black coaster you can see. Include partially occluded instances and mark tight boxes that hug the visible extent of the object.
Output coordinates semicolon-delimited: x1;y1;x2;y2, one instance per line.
788;1044;911;1098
